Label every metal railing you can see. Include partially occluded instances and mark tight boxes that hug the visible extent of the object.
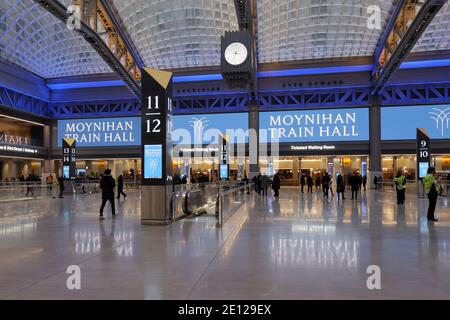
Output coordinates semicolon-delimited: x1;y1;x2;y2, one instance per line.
170;181;252;227
376;180;450;197
0;179;141;202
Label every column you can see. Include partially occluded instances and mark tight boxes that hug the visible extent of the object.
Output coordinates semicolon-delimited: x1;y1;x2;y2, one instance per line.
107;160;115;177
133;159;138;188
43;125;53;174
369;95;382;188
248;101;259;178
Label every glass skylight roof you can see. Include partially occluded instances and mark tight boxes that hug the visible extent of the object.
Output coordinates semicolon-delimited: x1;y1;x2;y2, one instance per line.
256;0;395;63
0;0;448;80
414;1;450;52
112;0;239;69
0;0;111;78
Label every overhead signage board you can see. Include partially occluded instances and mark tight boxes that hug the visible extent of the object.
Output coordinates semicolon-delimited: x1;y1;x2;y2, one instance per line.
382;105;450;140
57;117;141;147
259;108;369;143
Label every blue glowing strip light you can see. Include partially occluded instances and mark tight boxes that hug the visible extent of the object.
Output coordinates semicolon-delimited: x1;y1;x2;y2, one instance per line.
45;59;450;91
47;80;125;90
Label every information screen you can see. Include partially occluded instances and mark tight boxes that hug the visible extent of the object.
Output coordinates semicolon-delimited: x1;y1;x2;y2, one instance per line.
419;162;429;178
144;145;163;179
63;166;70;179
219;164;229;180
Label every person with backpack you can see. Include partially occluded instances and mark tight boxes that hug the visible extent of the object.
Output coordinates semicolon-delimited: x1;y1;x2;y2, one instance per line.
99;169;116;221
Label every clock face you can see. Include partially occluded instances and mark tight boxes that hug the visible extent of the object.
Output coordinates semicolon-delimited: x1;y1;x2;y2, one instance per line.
224;42;248;66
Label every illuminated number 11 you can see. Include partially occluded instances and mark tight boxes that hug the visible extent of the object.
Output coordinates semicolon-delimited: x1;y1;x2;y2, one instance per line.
148;96;159;109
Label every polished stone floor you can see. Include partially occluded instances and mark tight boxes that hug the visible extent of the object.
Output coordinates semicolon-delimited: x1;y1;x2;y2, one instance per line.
0;187;449;300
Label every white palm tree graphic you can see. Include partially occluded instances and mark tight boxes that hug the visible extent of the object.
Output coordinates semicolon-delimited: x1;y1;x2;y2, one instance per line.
429;108;450;136
149;159;159;173
189;117;209;145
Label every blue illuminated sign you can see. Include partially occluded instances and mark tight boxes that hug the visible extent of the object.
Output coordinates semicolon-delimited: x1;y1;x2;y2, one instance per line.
220;164;229;180
259;108;369;143
172;113;249;144
382;105;450;140
419;162;429;179
144;145;163;179
57;117;141;147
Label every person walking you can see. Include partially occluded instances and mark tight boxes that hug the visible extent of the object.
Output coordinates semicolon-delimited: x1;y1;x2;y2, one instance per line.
424;167;440;222
46;174;54;195
373;176;378;190
58;176;65;198
394;170;407;205
362;175;367;191
256;173;262;195
322;173;330;197
272;172;281;198
99;169;116;221
300;174;306;193
336;174;346;200
117;175;127;200
315;175;321;189
25;174;34;197
260;173;270;196
349;172;361;200
307;174;314;193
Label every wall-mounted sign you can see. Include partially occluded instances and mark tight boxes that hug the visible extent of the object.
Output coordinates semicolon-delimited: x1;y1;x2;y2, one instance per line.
57;117;141;147
0;144;38;154
290;145;336;151
382;105;450;140
0;133;29;145
172;112;249;145
417;128;430;179
260;108;369;143
62;138;76;179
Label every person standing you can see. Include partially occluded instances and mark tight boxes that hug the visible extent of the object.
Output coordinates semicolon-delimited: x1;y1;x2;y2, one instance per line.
424;167;440;222
349;172;360;200
300;174;306;193
58;176;65;198
99;169;116;220
394;170;406;205
307;174;314;193
272;173;281;198
336;174;346;200
117;175;127;200
322;173;330;197
362;175;367;191
373;176;378;190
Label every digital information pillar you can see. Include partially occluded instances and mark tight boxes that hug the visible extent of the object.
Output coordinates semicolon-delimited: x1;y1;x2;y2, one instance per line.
219;134;229;180
62;138;76;180
141;68;174;225
417;128;431;198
